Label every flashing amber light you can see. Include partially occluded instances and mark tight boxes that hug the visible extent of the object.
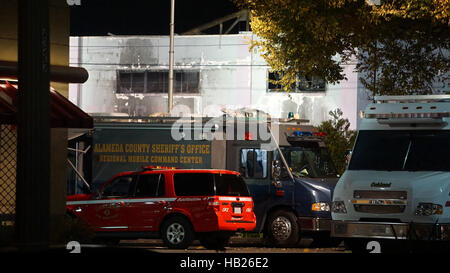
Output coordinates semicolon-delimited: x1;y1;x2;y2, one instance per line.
245;132;254;140
142;165;178;170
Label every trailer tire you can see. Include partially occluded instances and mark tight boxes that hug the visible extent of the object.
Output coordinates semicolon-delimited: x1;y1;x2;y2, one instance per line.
265;210;300;247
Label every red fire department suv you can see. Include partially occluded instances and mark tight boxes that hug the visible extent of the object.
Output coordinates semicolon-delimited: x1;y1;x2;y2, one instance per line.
66;167;256;249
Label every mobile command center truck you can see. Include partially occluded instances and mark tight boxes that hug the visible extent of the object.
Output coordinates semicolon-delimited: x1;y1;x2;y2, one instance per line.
331;95;450;252
70;116;339;246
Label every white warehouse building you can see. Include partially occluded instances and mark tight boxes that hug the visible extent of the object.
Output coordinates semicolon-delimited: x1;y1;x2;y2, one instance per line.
69;33;372;129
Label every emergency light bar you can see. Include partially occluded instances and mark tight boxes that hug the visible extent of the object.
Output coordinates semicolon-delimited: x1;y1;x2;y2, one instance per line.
142;166;179;170
375;95;450;103
293;131;312;136
365;112;450;119
285;130;327;145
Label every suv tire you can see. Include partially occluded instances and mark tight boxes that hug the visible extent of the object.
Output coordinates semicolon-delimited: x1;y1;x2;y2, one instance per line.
161;216;194;249
266;210;300;247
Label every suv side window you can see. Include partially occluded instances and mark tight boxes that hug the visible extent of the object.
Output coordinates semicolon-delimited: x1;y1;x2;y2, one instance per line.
134;173;165;197
240;149;268;179
101;175;134;198
173;173;215;196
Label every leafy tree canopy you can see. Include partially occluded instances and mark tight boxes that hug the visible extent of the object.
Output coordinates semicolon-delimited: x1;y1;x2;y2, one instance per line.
236;0;450;96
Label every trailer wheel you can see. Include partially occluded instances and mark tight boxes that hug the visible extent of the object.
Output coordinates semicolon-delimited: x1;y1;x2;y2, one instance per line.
265;210;300;247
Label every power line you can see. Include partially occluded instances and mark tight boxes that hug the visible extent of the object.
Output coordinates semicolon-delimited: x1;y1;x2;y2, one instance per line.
70;62;271;67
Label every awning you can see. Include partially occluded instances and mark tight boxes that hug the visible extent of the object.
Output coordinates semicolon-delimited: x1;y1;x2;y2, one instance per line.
0;81;93;128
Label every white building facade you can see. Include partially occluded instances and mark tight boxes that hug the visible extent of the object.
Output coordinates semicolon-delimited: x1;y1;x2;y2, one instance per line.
69;33;372;129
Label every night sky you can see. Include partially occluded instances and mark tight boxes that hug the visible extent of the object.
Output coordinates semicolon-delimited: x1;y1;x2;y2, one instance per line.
70;0;241;36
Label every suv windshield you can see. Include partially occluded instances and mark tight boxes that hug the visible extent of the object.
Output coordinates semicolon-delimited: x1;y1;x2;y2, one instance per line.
278;147;338;178
349;130;450;171
173;173;250;196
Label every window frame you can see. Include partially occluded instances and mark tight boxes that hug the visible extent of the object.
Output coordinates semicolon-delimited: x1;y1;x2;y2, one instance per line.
132;173;166;198
100;175;136;198
116;69;200;94
173;172;215;197
266;70;326;93
240;148;268;179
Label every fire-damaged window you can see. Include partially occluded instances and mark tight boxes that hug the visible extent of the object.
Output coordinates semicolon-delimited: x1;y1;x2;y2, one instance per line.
267;71;326;93
117;70;200;94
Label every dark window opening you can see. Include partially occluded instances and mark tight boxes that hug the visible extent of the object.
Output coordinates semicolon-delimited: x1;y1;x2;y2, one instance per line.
174;173;215;196
134;174;165;197
101;176;134;198
214;174;250;197
267;71;326;93
173;173;250;196
349;130;450;172
117;70;200;94
276;147;338;178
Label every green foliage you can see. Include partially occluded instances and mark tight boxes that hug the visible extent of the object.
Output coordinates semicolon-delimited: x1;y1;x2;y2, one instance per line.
235;0;450;96
316;109;356;175
237;0;367;90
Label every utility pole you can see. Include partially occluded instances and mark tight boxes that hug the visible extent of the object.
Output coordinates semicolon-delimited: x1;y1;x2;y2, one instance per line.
168;0;175;114
16;0;51;249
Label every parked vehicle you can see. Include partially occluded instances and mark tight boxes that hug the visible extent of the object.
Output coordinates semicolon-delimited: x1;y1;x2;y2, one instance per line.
331;95;450;252
68;114;339;246
67;168;256;249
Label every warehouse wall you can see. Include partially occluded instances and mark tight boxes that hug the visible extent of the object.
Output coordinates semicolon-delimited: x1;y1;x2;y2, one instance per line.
69;34;369;129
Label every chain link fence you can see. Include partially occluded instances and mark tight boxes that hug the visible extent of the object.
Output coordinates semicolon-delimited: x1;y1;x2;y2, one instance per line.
0;124;17;244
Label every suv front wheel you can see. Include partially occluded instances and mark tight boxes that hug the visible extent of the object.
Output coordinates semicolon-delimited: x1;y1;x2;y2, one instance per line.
161;216;194;249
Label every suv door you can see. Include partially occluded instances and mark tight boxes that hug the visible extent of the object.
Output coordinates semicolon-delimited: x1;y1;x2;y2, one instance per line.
127;173;167;232
85;175;135;232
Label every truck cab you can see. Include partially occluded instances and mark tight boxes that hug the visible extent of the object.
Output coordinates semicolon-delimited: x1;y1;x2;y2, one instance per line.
227;121;339;246
331;95;450;252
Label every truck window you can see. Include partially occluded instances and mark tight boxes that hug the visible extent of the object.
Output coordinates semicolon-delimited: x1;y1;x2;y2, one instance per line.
101;176;134;198
277;147;338;178
349;130;450;171
173;173;215;196
240;149;268;179
134;174;165;197
214;174;250;197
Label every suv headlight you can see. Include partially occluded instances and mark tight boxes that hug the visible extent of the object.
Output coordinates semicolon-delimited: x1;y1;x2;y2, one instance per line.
415;203;443;216
311;202;330;212
331;200;347;214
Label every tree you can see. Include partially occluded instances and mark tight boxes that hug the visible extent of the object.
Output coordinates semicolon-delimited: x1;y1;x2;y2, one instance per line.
316;109;356;175
357;0;450;96
235;0;450;95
